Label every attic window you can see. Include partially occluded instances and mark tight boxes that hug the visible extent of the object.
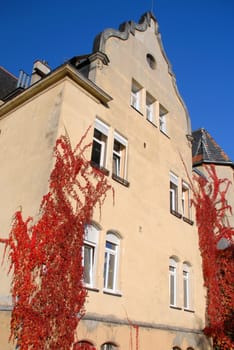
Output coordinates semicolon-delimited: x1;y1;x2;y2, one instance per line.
146;54;156;69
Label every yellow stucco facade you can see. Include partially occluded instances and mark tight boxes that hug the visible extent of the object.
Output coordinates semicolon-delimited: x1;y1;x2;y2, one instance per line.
0;12;218;350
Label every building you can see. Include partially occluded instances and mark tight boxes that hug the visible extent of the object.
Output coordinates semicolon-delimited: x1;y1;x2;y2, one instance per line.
0;12;212;350
192;128;234;227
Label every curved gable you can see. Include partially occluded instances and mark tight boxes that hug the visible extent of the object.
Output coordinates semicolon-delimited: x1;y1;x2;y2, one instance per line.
93;12;191;133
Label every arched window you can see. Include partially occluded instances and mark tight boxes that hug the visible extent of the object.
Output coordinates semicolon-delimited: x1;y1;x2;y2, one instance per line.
187;347;194;350
169;257;178;307
101;342;118;350
73;340;96;350
104;232;120;291
183;262;191;309
172;347;181;350
83;224;100;287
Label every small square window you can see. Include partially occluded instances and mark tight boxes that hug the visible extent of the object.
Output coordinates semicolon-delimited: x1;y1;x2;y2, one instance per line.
182;182;190;219
131;80;142;111
169;258;177;307
170;173;178;213
91;119;109;170
83;225;99;288
159;104;168;134
146;93;156;124
112;132;128;181
103;232;120;291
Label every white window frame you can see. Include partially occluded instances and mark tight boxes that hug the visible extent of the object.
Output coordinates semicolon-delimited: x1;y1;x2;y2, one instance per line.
131;80;142;111
83;224;99;288
103;232;120;292
112;132;128;179
91;118;109;168
169;257;177;307
183;263;190;309
146;92;156;124
159;104;168;133
170;172;178;212
182;181;190;218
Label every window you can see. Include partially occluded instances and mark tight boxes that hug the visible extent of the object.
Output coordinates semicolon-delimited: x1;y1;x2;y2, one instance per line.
101;343;118;350
146;53;156;69
182;182;190;218
131;80;142;111
73;341;96;350
183;263;190;309
169;257;177;307
112;132;128;180
104;232;120;291
159;104;167;133
91;119;109;169
146;93;156;124
170;172;178;213
83;224;99;287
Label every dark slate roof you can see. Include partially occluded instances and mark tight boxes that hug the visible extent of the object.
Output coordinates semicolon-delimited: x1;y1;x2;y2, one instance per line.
0;67;17;100
192;128;233;166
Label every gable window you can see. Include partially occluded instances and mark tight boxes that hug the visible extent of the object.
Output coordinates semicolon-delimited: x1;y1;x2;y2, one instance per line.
183;263;191;309
182;181;190;219
112;132;128;183
146;92;156;124
159;104;168;134
169;257;177;307
101;343;118;350
131;80;142;111
170;172;178;213
104;232;120;291
83;224;99;287
91;119;109;170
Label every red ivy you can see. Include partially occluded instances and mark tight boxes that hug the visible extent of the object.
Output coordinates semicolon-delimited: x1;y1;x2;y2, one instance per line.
192;165;234;349
0;130;112;350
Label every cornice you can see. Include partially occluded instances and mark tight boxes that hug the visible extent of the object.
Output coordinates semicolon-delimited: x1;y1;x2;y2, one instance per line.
0;64;112;119
93;12;156;53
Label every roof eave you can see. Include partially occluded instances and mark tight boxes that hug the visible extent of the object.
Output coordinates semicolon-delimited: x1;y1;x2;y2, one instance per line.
0;64;112;119
193;160;234;169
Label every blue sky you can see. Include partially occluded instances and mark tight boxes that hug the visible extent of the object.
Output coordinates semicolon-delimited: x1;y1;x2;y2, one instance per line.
1;0;234;160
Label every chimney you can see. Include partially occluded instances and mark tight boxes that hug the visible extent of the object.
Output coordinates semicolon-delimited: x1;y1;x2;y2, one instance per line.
30;60;51;85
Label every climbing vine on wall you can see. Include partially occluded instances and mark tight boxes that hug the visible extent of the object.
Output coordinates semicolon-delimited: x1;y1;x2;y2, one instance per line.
0;130;112;350
192;165;234;350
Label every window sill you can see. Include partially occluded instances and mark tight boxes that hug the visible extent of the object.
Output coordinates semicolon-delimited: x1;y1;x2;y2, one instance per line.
85;286;100;293
103;289;122;297
184;308;195;313
130;105;144;116
90;161;110;176
112;173;130;187
170;210;182;219
183;216;194;225
160;129;170;138
170;305;182;310
147;119;157;128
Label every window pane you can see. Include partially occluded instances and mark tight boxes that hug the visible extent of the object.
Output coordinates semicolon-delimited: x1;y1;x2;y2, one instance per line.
106;241;116;250
104;250;116;290
107;253;116;289
183;270;189;308
91;139;102;166
84;245;93;285
170;183;178;211
113;153;120;176
170;273;175;305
